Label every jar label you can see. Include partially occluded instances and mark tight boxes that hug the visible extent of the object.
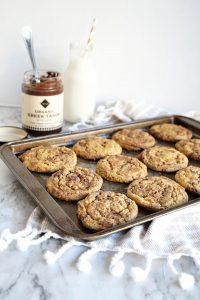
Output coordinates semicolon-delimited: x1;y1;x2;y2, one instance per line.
22;93;63;131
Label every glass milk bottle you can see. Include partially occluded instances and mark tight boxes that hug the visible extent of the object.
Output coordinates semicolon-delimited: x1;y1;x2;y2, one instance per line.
63;43;96;122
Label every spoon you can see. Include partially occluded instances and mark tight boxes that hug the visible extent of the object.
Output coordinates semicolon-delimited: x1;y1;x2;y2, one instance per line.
21;26;39;82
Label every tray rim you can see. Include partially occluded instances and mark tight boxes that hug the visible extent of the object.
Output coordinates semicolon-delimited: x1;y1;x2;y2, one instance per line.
1;114;200;241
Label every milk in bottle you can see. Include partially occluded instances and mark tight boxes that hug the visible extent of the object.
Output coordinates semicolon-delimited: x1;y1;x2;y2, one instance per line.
63;43;96;122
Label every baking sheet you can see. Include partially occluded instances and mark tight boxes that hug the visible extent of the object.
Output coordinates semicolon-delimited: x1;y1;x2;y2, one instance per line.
0;115;200;240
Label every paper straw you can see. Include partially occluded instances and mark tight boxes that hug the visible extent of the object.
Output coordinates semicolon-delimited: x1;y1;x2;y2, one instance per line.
86;18;97;48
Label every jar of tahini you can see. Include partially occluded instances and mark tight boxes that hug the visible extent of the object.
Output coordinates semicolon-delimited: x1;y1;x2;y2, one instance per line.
22;70;63;135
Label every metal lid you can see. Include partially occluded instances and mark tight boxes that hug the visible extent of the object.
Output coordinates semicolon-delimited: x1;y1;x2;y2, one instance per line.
0;126;28;143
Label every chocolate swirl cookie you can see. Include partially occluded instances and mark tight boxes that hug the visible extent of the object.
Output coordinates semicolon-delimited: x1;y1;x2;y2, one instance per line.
19;146;77;173
46;167;103;201
149;123;192;142
96;155;147;183
72;137;122;160
112;128;155;150
77;191;138;231
175;139;200;161
127;176;188;211
175;166;200;195
139;146;188;172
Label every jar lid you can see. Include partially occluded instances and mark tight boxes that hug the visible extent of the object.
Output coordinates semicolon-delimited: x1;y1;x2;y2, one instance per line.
0;126;28;144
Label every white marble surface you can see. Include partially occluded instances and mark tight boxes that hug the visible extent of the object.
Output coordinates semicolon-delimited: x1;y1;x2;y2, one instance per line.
0;106;200;300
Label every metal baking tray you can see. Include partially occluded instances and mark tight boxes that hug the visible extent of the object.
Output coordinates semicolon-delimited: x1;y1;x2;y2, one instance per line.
0;115;200;240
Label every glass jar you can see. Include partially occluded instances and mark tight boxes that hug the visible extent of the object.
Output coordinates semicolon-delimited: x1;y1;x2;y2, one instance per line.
22;70;63;135
63;43;96;122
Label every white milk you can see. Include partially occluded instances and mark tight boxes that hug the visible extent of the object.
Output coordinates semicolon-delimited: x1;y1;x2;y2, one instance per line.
63;43;96;122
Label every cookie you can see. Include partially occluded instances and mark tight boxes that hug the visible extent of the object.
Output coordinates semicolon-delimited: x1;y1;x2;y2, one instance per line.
175;166;200;195
46;167;103;201
175;139;200;161
149;123;192;142
77;191;138;231
72;137;122;160
96;155;147;183
19;146;77;173
112;128;155;150
127;176;188;211
139;146;188;172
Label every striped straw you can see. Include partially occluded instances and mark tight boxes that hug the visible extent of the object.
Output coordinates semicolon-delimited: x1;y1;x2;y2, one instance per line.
86;18;97;48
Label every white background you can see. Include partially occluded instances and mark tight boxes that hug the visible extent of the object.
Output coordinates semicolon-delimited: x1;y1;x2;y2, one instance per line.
0;0;200;113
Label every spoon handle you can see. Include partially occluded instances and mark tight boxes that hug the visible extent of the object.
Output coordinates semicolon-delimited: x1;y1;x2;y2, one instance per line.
21;26;38;76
